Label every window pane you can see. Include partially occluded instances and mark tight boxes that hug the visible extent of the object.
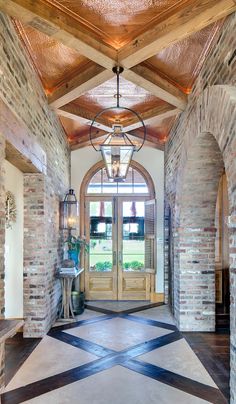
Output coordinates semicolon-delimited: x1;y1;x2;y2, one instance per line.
133;169;149;194
87;167;149;195
89;201;113;272
122;201;145;272
87;170;102;193
102;168;118;194
118;167;133;193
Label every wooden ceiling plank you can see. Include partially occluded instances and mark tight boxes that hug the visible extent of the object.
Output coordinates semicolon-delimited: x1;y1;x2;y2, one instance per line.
57;104;112;132
0;0;117;69
70;133;107;150
128;133;164;151
123;106;180;132
70;132;163;151
118;0;236;68
49;66;113;109
123;66;187;110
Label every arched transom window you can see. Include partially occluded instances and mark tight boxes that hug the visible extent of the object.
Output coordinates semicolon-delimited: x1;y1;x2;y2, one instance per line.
87;166;149;195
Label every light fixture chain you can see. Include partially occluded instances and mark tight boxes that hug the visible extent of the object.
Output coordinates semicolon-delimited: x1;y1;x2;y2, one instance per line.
117;67;120;108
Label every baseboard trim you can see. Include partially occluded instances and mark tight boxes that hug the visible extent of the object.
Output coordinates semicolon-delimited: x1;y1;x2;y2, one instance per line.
150;292;164;303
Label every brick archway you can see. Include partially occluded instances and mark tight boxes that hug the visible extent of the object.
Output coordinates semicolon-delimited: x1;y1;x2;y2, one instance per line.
175;132;225;331
171;85;236;398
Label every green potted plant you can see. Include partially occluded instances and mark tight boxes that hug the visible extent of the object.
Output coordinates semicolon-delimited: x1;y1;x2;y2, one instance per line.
66;235;89;266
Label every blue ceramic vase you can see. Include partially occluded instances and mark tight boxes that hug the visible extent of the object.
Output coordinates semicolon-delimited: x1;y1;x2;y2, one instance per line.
68;249;79;266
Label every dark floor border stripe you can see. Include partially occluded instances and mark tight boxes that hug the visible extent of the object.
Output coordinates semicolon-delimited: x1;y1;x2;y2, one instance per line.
123;359;228;404
121;313;177;331
1;343;185;404
49;330;115;357
2;330;226;404
120;331;183;357
3;345;226;404
50;314;114;332
85;302;164;315
84;305;115;315
1;355;120;404
49;328;181;361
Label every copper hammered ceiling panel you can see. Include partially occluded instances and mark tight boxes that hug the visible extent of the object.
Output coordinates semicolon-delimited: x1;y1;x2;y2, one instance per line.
19;24;91;92
44;0;189;48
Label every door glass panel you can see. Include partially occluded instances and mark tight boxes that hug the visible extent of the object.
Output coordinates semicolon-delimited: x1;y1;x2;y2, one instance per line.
122;201;145;272
89;201;113;272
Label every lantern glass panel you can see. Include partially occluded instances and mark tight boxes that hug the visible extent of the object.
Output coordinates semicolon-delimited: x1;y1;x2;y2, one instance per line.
101;145;134;182
60;193;79;230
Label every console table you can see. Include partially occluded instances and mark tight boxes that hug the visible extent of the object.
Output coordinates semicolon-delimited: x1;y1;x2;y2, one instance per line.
58;268;84;320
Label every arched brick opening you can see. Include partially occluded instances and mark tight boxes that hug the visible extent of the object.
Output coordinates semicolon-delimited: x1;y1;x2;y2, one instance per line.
175;132;225;331
171;84;236;400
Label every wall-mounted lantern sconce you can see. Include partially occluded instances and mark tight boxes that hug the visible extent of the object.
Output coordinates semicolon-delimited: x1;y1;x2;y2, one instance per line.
60;189;79;232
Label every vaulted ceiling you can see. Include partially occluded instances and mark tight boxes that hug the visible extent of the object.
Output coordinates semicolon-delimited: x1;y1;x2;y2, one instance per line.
1;0;235;150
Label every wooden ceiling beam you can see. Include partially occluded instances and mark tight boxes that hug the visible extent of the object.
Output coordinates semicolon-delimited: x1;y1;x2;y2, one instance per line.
124;108;181;132
70;130;164;151
0;0;187;111
49;65;113;109
128;132;165;151
0;0;117;69
57;104;112;132
123;105;180;132
4;0;234;121
123;66;187;110
70;132;107;150
118;0;236;68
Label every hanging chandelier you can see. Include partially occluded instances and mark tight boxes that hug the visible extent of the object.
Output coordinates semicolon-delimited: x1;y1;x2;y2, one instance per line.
89;66;146;182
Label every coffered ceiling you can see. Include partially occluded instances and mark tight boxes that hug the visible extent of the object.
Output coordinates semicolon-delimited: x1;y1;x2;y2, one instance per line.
1;0;235;150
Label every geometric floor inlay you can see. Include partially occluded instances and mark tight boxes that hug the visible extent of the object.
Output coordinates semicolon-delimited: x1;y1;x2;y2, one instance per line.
64;317;172;351
2;306;228;404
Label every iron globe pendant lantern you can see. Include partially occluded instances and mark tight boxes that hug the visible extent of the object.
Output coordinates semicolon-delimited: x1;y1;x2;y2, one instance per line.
89;66;146;182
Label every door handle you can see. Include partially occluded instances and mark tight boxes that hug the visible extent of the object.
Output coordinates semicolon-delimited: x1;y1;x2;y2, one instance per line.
119;251;122;265
113;251;117;266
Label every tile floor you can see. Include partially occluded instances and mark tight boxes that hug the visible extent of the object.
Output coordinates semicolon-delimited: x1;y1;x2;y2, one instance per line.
2;305;227;404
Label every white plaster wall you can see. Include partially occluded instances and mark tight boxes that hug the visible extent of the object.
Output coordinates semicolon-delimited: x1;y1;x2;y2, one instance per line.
4;160;23;318
71;146;164;293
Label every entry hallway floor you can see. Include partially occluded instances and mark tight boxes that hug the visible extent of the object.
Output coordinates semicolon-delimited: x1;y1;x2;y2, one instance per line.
2;305;228;404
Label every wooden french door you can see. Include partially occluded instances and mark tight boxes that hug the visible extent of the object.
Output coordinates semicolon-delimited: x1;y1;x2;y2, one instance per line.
84;196;155;300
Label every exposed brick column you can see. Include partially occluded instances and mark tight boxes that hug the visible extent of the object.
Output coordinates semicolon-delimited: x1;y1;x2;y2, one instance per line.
23;174;62;337
175;227;217;331
23;174;47;337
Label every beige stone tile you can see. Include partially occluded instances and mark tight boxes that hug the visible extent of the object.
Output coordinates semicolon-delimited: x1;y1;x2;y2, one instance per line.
139;338;217;387
22;365;212;404
87;301;150;312
134;305;175;325
53;309;104;327
5;335;97;392
64;317;172;351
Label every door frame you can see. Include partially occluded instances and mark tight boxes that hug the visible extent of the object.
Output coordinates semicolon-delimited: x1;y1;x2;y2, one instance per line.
117;195;151;300
80;160;155;298
84;195;118;300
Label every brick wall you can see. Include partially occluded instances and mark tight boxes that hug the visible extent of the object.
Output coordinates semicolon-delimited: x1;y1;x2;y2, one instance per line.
165;13;236;402
0;132;5;319
0;12;70;337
